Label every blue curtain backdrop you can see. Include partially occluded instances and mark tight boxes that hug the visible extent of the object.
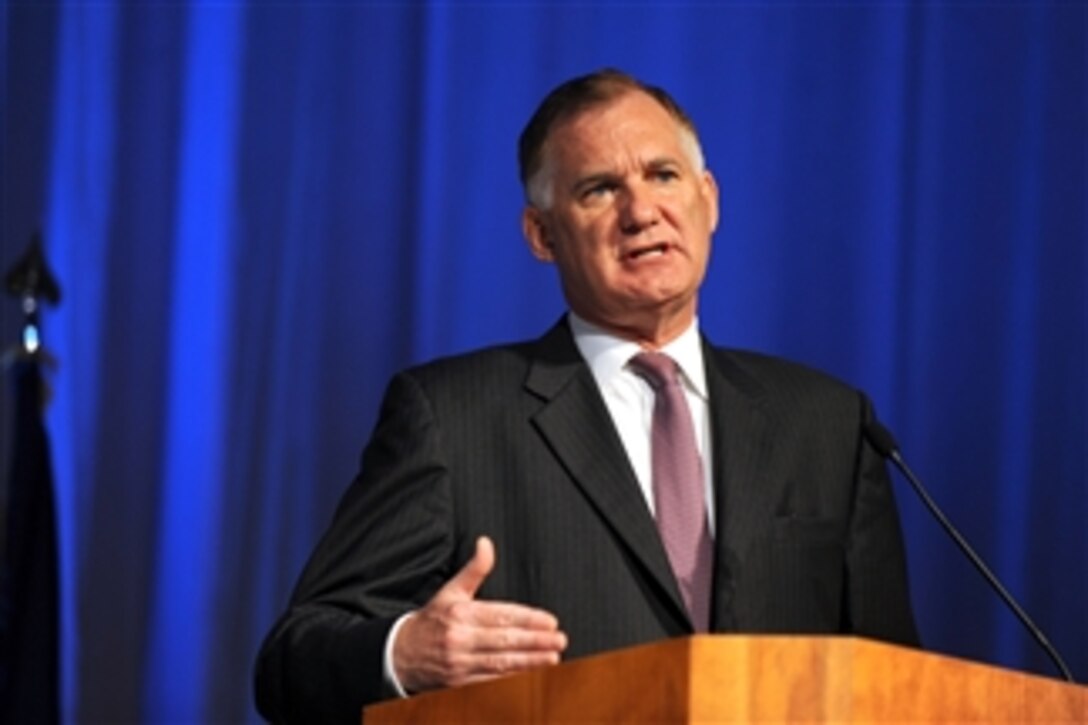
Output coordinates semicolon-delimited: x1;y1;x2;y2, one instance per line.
2;2;1084;722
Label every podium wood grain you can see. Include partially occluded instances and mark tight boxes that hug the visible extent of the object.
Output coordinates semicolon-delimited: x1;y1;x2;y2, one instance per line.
364;635;1088;723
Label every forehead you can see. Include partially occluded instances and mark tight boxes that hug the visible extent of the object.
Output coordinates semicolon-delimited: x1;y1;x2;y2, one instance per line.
545;91;689;171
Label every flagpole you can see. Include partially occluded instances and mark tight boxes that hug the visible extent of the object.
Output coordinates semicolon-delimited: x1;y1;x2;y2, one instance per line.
1;232;62;725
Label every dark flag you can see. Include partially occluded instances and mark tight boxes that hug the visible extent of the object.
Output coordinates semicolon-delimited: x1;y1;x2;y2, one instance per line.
0;357;60;725
1;234;61;724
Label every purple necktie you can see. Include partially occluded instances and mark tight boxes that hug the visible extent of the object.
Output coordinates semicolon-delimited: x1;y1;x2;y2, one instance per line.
629;352;714;632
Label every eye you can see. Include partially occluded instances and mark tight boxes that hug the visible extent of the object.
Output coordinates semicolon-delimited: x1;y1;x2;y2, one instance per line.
651;168;680;183
581;180;618;200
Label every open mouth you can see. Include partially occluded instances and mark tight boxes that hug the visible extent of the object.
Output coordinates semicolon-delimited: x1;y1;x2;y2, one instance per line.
625;242;671;261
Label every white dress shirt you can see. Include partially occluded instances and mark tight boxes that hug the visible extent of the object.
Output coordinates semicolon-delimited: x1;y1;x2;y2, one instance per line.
569;312;716;532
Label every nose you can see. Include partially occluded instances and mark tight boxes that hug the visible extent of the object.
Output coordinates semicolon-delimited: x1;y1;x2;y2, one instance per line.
618;183;660;234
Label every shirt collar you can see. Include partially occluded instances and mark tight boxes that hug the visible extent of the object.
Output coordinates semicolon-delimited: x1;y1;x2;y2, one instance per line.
569;311;708;400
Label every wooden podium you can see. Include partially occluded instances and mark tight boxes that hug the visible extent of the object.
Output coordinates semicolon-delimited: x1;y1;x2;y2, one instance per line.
364;635;1086;723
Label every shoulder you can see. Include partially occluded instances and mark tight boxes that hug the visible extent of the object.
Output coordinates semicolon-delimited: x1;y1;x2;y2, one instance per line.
403;339;536;386
396;319;577;397
377;339;542;418
712;346;854;392
705;344;870;421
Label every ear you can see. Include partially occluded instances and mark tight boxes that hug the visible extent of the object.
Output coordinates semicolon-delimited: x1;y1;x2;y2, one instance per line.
522;206;555;262
701;169;721;233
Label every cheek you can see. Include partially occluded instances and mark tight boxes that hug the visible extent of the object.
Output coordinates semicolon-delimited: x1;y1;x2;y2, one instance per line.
554;239;619;294
563;222;616;260
681;206;713;244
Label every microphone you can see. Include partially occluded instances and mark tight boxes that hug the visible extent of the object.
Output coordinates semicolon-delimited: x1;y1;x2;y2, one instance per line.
864;420;1075;683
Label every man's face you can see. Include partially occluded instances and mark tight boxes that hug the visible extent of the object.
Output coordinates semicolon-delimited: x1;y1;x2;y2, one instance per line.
523;90;719;344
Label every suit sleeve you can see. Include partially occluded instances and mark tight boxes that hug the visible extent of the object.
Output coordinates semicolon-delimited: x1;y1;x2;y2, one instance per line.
254;371;456;724
844;394;921;646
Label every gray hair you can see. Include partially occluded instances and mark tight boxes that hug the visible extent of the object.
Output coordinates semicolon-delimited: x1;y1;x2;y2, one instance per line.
518;68;706;209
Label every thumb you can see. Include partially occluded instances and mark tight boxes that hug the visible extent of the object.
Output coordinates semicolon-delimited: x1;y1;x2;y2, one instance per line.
441;536;495;601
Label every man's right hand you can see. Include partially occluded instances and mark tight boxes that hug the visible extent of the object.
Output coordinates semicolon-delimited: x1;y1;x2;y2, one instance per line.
391;536;568;694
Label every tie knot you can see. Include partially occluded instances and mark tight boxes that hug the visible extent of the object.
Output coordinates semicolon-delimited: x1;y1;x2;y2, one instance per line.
629;351;680;391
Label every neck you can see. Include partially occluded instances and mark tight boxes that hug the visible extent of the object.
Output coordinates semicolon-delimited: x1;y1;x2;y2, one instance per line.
572;308;696;349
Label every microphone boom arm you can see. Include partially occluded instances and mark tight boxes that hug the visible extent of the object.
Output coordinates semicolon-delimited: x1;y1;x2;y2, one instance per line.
867;422;1075;683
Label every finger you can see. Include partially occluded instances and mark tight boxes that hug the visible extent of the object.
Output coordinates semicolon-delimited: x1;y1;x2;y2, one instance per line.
441;536;495;600
453;650;564;686
468;626;568;654
459;600;562;631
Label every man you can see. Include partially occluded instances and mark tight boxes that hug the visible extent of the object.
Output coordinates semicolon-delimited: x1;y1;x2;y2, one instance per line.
254;69;919;724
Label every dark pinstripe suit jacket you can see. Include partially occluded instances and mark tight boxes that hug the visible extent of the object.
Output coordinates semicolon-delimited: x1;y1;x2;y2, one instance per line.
254;319;919;724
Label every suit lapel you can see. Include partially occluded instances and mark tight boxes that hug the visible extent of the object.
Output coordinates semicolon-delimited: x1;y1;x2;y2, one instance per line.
702;342;779;630
524;320;690;628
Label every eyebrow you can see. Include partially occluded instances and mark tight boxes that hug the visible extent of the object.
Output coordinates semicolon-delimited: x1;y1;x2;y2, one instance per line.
570;172;619;197
569;156;686;197
644;156;683;172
